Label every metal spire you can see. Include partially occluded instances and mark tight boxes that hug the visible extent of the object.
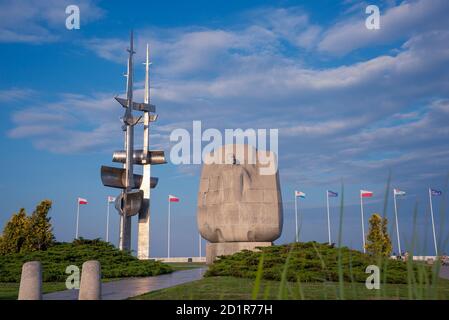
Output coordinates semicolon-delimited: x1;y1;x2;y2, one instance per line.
101;32;165;256
138;43;151;259
124;30;135;126
144;43;150;105
142;43;151;160
124;30;135;193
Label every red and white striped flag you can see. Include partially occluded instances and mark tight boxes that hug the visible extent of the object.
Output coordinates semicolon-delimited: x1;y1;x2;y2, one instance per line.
78;197;88;205
360;190;373;198
168;195;180;202
294;191;306;198
108;196;116;203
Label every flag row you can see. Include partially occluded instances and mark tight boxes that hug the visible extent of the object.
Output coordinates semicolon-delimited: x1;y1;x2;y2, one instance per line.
293;188;443;199
77;194;181;205
293;188;443;256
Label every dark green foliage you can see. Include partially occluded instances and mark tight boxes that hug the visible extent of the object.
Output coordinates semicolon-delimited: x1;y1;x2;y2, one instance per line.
0;200;55;254
0;209;29;254
205;242;431;284
72;237;103;245
365;213;392;257
0;240;172;282
23;200;55;252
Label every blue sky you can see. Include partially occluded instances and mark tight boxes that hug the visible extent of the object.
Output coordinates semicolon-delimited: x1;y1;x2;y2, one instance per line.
1;0;448;257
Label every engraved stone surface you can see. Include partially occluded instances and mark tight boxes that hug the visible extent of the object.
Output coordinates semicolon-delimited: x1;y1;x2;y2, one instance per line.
197;144;283;263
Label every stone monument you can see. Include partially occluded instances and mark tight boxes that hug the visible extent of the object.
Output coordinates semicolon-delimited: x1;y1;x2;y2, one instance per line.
197;144;283;264
100;32;166;258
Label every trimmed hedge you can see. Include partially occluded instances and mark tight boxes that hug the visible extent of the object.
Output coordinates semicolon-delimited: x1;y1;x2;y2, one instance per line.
205;242;432;284
0;239;172;282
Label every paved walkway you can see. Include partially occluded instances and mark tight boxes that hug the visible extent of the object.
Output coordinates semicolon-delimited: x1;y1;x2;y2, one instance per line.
40;265;449;300
44;267;207;300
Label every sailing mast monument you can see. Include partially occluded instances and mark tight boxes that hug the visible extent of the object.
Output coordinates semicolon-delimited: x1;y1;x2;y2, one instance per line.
101;31;166;258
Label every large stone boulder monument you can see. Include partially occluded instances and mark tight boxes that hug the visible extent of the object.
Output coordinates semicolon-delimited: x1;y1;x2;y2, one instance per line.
197;144;283;264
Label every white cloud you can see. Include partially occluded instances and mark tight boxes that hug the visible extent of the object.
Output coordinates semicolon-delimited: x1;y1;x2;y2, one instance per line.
0;0;104;43
5;4;449;188
0;88;37;102
83;37;128;63
318;0;449;55
282;117;367;137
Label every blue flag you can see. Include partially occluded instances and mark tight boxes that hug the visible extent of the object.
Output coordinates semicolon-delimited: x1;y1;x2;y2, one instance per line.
327;190;338;197
431;189;442;196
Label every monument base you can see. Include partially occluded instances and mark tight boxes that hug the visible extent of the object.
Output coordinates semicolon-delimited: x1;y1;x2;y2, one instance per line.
206;242;272;264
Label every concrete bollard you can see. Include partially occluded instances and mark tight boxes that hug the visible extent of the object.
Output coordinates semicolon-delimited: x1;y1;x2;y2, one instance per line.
18;261;42;300
78;260;101;300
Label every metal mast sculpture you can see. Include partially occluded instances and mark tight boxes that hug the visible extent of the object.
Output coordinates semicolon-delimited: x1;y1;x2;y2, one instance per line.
101;31;166;258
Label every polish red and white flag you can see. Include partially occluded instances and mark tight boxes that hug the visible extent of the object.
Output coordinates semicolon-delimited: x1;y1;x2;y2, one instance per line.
168;195;180;202
78;197;88;205
360;190;373;198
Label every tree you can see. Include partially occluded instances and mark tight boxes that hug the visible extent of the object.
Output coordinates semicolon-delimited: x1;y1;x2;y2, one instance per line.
365;213;392;257
381;216;393;256
24;200;55;251
0;208;29;254
0;200;55;255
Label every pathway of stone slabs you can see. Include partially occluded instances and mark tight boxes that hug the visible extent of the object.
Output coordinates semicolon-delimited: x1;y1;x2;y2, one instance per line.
44;267;207;300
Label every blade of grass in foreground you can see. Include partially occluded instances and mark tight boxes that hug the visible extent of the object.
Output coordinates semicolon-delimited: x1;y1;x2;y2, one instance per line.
312;241;327;299
312;241;327;272
251;253;265;300
337;182;345;300
382;170;391;221
263;283;271;300
432;172;449;299
407;202;419;300
295;274;305;300
379;171;391;300
437;173;449;251
348;252;357;299
277;244;294;300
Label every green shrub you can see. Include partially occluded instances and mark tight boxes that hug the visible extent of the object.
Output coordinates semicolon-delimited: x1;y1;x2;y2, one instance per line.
0;240;172;282
205;242;432;284
0;200;55;254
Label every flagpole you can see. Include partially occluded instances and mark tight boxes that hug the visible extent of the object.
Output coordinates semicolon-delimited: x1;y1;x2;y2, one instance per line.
428;188;438;256
393;191;401;255
326;191;331;245
168;198;171;258
294;194;298;242
106;198;110;243
360;191;366;253
76;200;80;239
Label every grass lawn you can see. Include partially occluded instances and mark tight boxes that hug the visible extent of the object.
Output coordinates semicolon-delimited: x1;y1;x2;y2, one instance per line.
0;264;205;300
0;282;66;300
0;240;172;283
132;276;449;300
0;277;148;300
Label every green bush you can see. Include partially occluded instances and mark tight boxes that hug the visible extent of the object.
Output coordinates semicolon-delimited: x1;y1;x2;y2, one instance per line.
0;200;55;254
0;239;172;282
205;242;432;284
